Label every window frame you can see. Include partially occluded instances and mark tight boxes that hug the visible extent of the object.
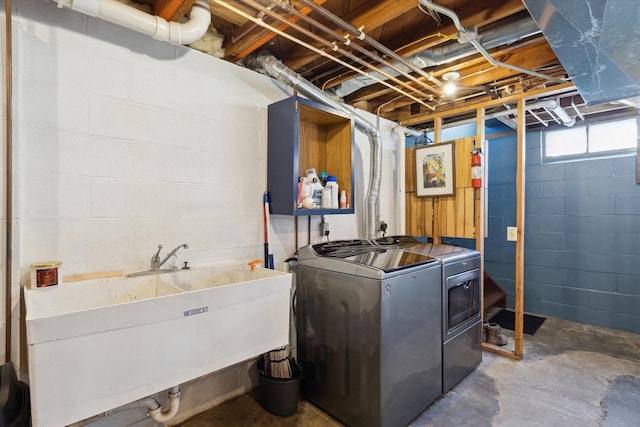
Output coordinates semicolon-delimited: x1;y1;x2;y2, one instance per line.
542;116;639;163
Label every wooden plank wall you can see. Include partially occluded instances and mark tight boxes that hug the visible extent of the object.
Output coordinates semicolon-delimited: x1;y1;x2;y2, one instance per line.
406;136;477;239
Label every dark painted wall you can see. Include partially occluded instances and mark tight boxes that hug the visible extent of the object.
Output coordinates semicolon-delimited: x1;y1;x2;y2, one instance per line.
486;131;640;334
407;123;640;333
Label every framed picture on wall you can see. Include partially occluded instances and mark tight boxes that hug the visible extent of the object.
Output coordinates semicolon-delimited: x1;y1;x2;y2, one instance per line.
415;142;455;197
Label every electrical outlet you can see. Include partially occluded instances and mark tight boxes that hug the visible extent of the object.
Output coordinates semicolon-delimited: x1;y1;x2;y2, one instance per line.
507;227;518;241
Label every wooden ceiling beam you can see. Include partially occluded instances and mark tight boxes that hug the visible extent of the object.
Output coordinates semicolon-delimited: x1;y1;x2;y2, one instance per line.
318;0;526;88
223;0;328;61
154;0;195;21
453;39;560;87
396;0;526;58
211;2;251;27
283;0;418;71
344;37;556;106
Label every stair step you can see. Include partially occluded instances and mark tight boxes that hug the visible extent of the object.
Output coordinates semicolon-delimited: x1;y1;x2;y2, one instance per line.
483;273;506;314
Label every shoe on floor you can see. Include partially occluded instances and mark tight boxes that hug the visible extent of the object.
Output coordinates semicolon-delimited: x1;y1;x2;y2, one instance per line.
485;322;508;346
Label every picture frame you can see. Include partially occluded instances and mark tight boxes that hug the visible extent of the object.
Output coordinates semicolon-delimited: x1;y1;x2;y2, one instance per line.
415;142;455;197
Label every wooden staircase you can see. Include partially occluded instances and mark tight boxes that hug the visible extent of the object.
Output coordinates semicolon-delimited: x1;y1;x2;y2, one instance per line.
483;273;507;317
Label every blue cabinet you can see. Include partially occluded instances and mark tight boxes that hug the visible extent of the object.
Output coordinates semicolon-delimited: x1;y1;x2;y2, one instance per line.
267;96;355;216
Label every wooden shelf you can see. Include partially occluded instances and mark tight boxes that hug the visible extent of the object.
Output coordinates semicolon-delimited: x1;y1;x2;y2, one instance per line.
267;96;355;216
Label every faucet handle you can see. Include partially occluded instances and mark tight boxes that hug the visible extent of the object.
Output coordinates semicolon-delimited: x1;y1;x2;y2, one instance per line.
152;244;163;261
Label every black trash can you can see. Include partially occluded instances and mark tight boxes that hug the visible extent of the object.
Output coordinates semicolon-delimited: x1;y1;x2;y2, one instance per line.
256;357;302;417
0;361;31;427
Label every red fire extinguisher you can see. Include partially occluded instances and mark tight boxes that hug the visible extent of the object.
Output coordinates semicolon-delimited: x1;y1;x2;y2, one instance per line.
471;149;482;188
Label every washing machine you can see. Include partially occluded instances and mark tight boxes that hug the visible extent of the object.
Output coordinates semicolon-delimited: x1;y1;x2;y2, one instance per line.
295;239;442;427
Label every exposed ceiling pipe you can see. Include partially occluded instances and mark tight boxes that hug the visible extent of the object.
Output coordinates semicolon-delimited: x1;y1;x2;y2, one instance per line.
236;0;434;102
545;99;575;127
417;99;574;131
245;51;382;240
268;0;437;100
418;0;565;84
570;98;585;121
544;106;562;125
334;15;542;97
296;0;444;89
213;0;435;110
52;0;211;45
528;109;548;127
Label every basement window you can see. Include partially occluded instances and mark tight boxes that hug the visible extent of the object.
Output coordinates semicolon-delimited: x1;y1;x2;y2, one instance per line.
543;117;638;161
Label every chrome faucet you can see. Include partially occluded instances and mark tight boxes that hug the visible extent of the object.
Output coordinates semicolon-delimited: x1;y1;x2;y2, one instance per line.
151;243;189;270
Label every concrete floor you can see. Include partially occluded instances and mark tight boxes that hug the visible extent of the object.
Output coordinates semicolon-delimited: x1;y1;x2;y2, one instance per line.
176;315;640;426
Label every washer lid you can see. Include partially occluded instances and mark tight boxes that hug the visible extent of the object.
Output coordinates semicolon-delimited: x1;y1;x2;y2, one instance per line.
300;239;437;274
310;239;377;258
340;248;437;273
374;236;478;262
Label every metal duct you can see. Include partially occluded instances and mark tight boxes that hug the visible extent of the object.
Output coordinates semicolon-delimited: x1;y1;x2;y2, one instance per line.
246;51;382;240
418;0;563;84
334;15;542;97
522;0;640;105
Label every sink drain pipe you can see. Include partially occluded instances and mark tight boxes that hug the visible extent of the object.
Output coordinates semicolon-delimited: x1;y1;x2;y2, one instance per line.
141;385;181;423
246;51;382;240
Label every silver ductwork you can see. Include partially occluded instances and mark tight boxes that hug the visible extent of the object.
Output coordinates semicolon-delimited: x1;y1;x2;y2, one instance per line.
247;51;382;240
522;0;640;105
334;15;543;97
418;0;563;85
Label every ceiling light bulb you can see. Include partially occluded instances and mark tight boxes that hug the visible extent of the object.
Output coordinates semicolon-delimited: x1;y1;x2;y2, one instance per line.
444;81;457;95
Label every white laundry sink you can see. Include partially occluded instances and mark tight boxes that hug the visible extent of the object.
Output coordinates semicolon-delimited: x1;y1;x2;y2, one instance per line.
25;262;292;427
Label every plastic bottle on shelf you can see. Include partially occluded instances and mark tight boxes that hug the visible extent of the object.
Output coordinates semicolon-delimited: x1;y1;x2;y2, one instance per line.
321;187;331;208
319;171;328;187
305;168;323;208
298;176;311;208
326;176;339;209
340;190;347;209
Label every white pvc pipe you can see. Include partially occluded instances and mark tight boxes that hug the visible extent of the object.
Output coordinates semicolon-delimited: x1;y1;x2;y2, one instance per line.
145;385;181;423
394;126;407;235
54;0;211;45
546;99;576;127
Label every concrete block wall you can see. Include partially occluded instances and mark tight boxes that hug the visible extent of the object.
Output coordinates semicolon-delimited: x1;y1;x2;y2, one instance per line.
483;134;518;304
0;5;8;364
4;0;401;424
485;130;640;334
16;4;285;276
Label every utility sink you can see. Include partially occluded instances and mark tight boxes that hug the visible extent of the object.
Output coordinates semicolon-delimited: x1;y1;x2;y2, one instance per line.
25;262;292;427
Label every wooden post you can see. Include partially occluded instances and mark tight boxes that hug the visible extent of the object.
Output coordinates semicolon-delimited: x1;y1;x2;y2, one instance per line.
513;98;526;357
475;108;485;319
481;102;525;361
433;117;442;244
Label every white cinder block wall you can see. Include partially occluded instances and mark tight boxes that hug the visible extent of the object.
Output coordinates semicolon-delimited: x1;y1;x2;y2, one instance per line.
1;0;403;424
0;3;9;365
